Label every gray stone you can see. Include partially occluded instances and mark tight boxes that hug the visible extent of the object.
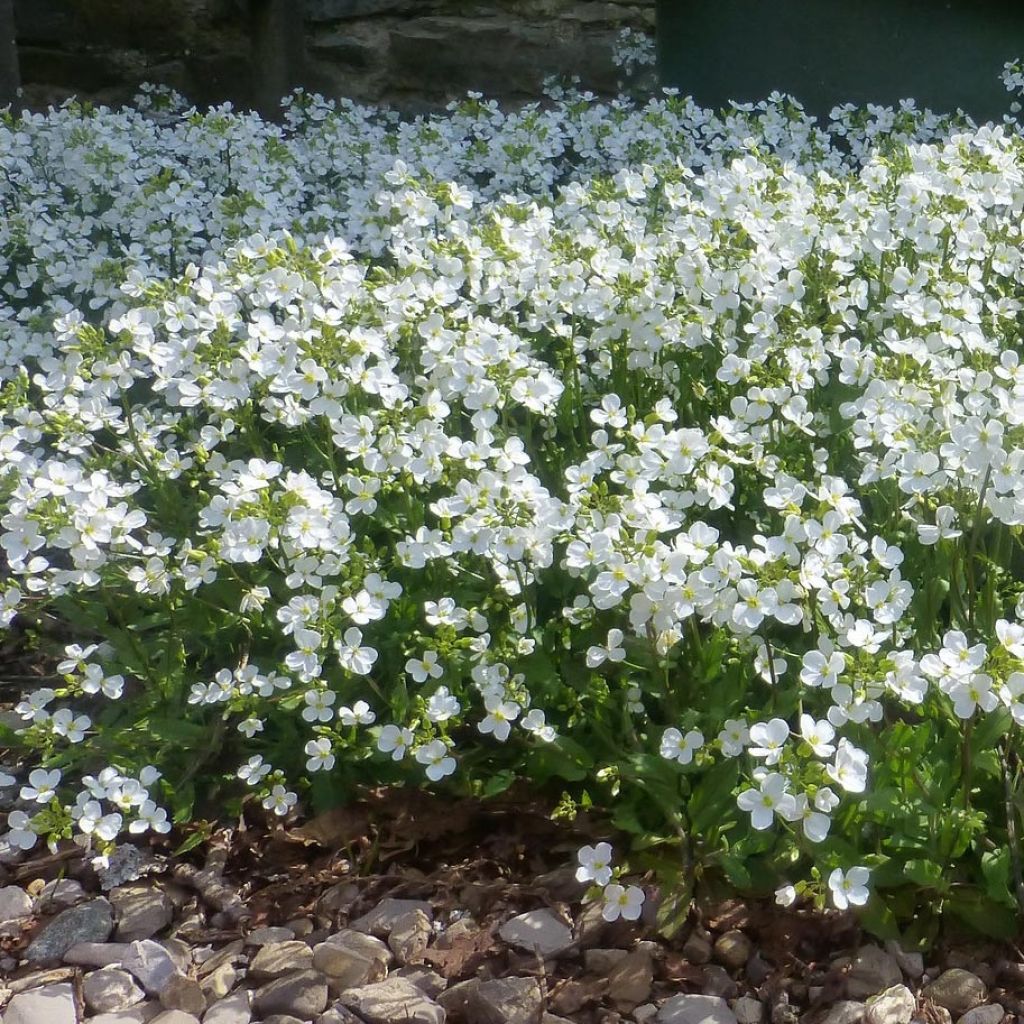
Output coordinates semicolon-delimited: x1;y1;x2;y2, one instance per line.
956;1007;1004;1024
350;898;433;938
305;0;418;21
607;948;654;1008
24;897;114;962
198;962;238;1001
88;1007;162;1024
150;1012;201;1024
864;985;916;1024
159;974;206;1016
635;1006;659;1024
584;948;630;973
112;885;174;943
657;994;739;1024
64;941;131;967
733;997;764;1024
388;909;432;963
846;947;903;1000
923;970;987;1016
0;884;32;925
202;988;252;1024
467;976;542;1024
261;1017;306;1024
253;969;329;1019
884;941;924;980
36;878;87;911
820;1003;865;1024
394;966;447;999
713;930;753;971
340;976;446;1024
123;939;184;994
250;940;314;979
3;982;78;1024
83;967;147;1013
244;926;294;946
316;1006;365;1024
498;908;573;958
682;929;714;965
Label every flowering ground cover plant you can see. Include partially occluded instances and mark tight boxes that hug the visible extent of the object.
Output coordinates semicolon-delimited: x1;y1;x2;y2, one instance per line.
6;58;1024;946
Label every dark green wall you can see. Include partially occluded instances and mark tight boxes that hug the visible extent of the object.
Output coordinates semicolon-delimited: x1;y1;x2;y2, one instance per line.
657;0;1024;122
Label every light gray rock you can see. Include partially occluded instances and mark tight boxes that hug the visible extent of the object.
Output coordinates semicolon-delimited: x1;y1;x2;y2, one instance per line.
202;988;252;1024
0;884;32;925
112;885;174;943
732;996;764;1024
83;966;147;1013
150;1012;201;1024
820;1003;865;1024
198;962;238;1001
316;1006;364;1024
340;976;446;1023
253;969;329;1019
607;948;654;1008
713;930;752;971
846;947;903;1000
250;940;314;979
956;1006;1004;1024
467;976;542;1024
64;941;131;967
682;929;714;965
88;1006;162;1024
24;897;114;962
635;1006;659;1024
244;926;294;946
36;877;87;911
923;970;987;1016
498;908;573;958
123;939;184;994
884;940;924;980
388;909;432;963
4;982;78;1024
657;993;739;1024
864;985;916;1024
394;965;447;999
584;948;630;973
350;898;433;938
159;974;206;1016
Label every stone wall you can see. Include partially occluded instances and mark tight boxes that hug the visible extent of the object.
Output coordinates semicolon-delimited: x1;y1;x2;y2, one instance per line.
12;0;656;112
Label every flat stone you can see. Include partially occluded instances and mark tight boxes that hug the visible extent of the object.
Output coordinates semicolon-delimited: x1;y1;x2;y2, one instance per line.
923;970;987;1016
253;969;329;1019
388;909;432;963
199;962;238;1001
607;948;654;1008
682;930;713;965
657;993;739;1024
316;1006;365;1024
196;940;244;978
4;982;78;1024
159;938;193;976
865;985;916;1024
498;908;573;958
159;974;206;1016
702;965;738;1000
846;947;903;1000
83;966;146;1013
340;976;446;1023
35;878;87;911
350;898;434;938
150;1012;201;1024
733;997;764;1024
24;897;114;962
123;939;184;994
885;941;924;980
467;976;541;1024
584;948;630;973
820;1003;865;1024
0;884;33;925
88;1007;162;1024
64;941;131;967
250;940;314;979
261;1017;306;1024
202;988;252;1024
112;885;174;943
956;1007;1004;1024
245;926;295;946
394;965;447;999
713;930;753;971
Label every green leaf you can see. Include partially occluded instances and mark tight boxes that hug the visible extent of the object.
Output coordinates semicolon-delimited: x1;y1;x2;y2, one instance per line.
902;858;946;891
981;847;1014;906
945;890;1019;938
858;893;900;941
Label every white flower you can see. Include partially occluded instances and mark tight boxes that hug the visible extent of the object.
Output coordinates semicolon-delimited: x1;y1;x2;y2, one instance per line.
263;785;298;816
718;719;749;757
521;708;556;742
478;697;520;742
378;725;414;761
659;727;704;765
414;740;457;781
736;773;796;831
748;718;790;765
4;810;37;850
425;686;461;722
302;689;336;723
827;739;869;794
20;768;61;804
237;756;272;786
828;866;870;910
601;883;645;922
338;700;376;726
576;842;614;886
335;627;378;676
798;714;835;759
305;738;335;772
775;884;797;907
406;650;444;682
129;800;171;834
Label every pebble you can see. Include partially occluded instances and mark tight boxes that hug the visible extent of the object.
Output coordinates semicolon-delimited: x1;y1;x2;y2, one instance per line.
340;975;446;1024
199;961;238;1001
203;988;253;1024
394;965;448;999
657;993;739;1024
820;1002;866;1024
498;907;574;958
123;938;184;994
864;985;916;1024
36;878;87;911
23;896;114;962
955;1007;1004;1024
682;928;714;965
89;1007;162;1024
83;966;147;1013
249;939;314;979
112;885;175;942
245;925;295;946
3;982;79;1024
702;964;739;1000
313;939;388;989
923;970;987;1016
745;952;772;987
350;898;434;938
253;969;329;1019
150;1012;201;1024
586;948;630;973
846;947;903;1000
635;1006;658;1024
468;976;544;1024
64;940;131;967
388;908;432;963
316;1006;365;1024
733;997;764;1024
607;947;654;1008
0;884;33;926
885;940;925;980
158;973;207;1016
714;930;753;971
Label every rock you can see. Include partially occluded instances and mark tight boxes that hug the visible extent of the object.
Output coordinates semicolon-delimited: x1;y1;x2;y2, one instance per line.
498;908;573;958
574;898;608;948
262;1017;307;1024
864;985;916;1024
83;966;147;1013
199;962;238;1001
245;926;295;946
955;1007;1004;1024
820;1003;865;1024
253;969;329;1019
3;982;79;1024
196;940;244;978
24;897;114;962
65;941;131;967
89;1007;162;1024
340;976;446;1023
884;941;924;980
607;948;654;1008
683;929;714;965
313;940;388;989
160;938;193;976
202;989;252;1024
468;976;543;1024
714;930;753;971
585;948;630;973
702;965;738;1000
436;978;478;1019
286;917;315;937
389;909;432;963
159;974;206;1016
112;885;174;943
635;1006;659;1024
394;965;447;999
550;977;605;1015
0;884;32;926
250;940;314;979
316;1006;365;1024
923;971;987;1016
657;994;739;1024
36;878;87;911
733;997;764;1024
350;898;434;938
150;1012;201;1024
123;939;183;994
846;947;903;1000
